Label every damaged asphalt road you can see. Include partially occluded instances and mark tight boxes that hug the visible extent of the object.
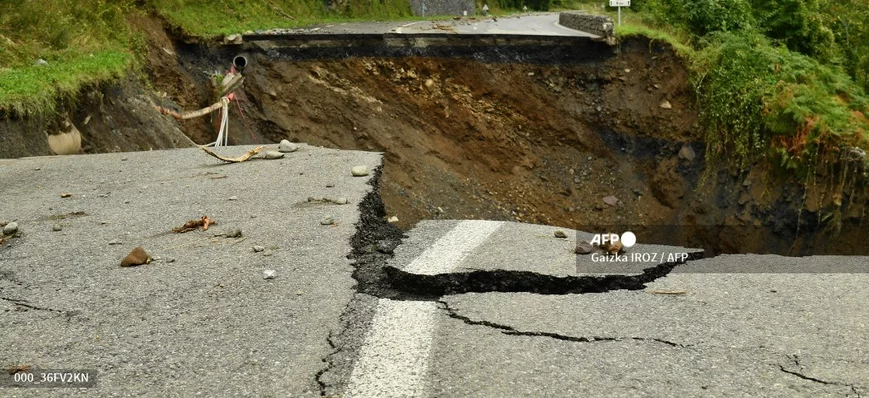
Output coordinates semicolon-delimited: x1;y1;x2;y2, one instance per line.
2;145;867;397
323;196;869;397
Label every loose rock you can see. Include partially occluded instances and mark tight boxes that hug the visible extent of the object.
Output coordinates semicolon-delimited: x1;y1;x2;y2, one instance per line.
554;230;567;239
228;196;238;201
261;151;284;160
109;239;122;245
263;270;277;279
602;195;620;206
334;197;349;205
52;224;62;232
320;216;335;225
225;229;243;238
575;241;595;254
678;145;696;161
351;166;369;177
60;193;72;198
387;216;399;223
253;245;265;253
278;140;299;153
35;59;48;66
3;222;18;235
660;100;673;109
120;247;151;267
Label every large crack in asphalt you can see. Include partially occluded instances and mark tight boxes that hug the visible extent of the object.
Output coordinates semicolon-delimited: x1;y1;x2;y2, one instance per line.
438;299;689;348
778;354;865;396
314;166;705;395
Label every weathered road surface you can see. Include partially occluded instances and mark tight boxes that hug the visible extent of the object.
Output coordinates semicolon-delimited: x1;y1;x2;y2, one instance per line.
245;12;595;38
2;148;868;397
325;220;869;397
0;145;380;396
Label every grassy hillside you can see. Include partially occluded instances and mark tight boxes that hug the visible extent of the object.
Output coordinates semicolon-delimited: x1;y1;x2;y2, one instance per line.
0;0;414;116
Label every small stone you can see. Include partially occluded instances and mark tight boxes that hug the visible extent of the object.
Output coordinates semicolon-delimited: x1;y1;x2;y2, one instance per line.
334;197;349;205
575;241;594;254
660;100;673;109
121;157;128;161
253;245;265;253
351;166;369;177
52;224;62;232
387;216;399;223
225;229;243;238
278;140;299;153
296;290;303;295
120;247;151;267
436;206;445;214
228;196;238;201
678;145;696;161
60;193;72;198
109;239;122;245
261;151;284;159
554;230;567;239
320;216;335;225
263;270;277;279
624;68;631;73
603;195;620;206
424;79;435;89
3;222;18;235
35;59;48;66
167;258;176;263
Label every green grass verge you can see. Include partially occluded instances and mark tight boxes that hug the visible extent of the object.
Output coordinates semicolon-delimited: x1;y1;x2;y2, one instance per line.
0;50;131;116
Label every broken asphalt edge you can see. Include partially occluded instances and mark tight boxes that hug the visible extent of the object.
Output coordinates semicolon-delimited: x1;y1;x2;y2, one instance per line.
384;250;705;297
316;166;708;395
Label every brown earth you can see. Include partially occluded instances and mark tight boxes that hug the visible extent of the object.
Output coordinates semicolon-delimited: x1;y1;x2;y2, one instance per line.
3;14;867;255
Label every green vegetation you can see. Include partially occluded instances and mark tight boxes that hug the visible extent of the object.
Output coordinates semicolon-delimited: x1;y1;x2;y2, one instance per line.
565;0;869;179
0;0;416;115
0;0;137;115
149;0;413;37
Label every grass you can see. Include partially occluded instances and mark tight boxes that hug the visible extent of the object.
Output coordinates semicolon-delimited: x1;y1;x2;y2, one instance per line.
0;0;137;116
150;0;414;37
0;50;131;116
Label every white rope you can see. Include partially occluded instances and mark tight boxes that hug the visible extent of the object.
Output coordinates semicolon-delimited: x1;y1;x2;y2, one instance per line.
212;96;231;147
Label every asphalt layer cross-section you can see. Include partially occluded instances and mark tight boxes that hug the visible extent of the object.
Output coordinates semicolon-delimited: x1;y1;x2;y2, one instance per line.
0;145;380;396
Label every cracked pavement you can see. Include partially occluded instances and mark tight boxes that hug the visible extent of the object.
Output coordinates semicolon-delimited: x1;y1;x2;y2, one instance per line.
0;145;380;396
324;216;869;397
2;146;867;396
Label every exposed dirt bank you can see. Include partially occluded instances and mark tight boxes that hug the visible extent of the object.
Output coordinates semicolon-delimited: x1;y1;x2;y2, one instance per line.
0;76;194;159
4;15;867;255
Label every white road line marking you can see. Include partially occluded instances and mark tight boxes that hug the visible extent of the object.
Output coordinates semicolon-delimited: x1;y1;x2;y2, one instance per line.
404;220;505;275
345;220;504;397
345;299;439;398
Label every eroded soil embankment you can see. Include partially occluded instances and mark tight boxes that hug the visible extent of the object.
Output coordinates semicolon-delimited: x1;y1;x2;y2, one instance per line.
7;15;867;255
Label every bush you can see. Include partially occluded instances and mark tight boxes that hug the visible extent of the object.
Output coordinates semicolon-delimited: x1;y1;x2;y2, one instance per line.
641;0;754;37
693;31;869;172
